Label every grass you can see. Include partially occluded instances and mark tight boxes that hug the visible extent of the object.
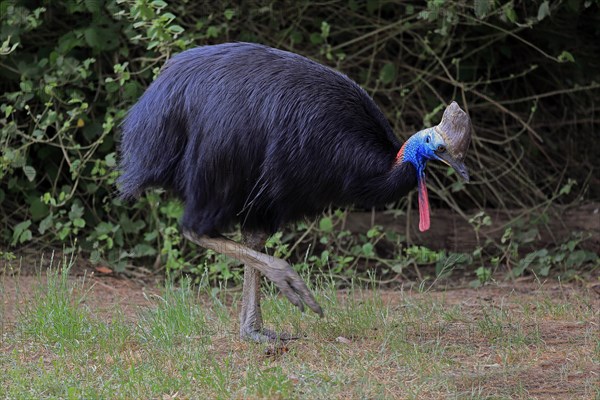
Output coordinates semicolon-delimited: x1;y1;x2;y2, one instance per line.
0;257;598;399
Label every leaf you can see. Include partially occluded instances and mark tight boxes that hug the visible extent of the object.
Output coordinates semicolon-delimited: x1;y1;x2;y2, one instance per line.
379;62;396;84
95;266;113;274
482;215;492;226
90;250;101;263
539;265;551;277
501;227;512;244
12;220;32;246
309;32;323;45
367;226;381;238
289;30;302;44
558;50;575;63
28;196;49;221
23;165;36;182
144;231;159;241
38;213;54;234
0;36;19;55
566;250;597;268
167;25;184;35
518;250;543;272
223;9;235;20
475;266;492;283
537;1;550;21
95;221;117;235
133;243;158;257
362;243;374;257
451;180;465;192
151;0;168;9
69;203;84;220
559;179;576;195
319;217;333;233
206;26;220;38
517;228;539;244
474;0;491;18
104;152;116;168
504;4;517;23
20;81;32;92
320;21;330;39
20;229;32;243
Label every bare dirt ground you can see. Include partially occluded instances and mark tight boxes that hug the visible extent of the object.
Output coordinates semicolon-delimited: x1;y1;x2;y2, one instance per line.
1;263;599;399
382;284;600;398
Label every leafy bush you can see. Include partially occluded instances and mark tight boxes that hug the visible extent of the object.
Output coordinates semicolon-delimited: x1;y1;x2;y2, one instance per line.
1;0;597;279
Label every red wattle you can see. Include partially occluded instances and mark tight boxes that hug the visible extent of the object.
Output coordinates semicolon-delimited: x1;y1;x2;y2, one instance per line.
417;177;430;232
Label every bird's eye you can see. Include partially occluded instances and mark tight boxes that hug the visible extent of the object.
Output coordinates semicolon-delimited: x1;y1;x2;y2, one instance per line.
437;145;446;153
426;136;430;143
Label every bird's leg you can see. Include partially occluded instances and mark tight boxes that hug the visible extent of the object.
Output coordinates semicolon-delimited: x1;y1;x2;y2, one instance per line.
238;233;297;342
183;230;323;342
239;261;265;341
239;233;266;341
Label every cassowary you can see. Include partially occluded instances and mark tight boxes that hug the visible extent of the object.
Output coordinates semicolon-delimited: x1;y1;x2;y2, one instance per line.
118;42;471;342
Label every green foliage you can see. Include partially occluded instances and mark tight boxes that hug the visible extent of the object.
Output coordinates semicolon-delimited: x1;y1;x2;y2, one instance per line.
1;0;597;283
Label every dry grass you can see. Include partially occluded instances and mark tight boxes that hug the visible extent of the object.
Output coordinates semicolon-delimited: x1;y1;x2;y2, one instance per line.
0;262;598;399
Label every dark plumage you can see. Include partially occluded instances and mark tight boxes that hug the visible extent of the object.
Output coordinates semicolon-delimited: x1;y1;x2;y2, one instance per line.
118;42;417;236
119;42;472;341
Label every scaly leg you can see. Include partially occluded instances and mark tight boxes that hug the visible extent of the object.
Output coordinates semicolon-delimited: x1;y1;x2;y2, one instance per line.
238;233;298;342
183;231;323;342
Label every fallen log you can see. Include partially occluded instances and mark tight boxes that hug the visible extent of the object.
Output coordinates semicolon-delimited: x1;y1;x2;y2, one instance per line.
344;203;600;253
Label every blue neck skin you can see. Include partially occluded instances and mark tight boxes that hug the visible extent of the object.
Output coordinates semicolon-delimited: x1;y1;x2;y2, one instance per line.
401;128;439;179
401;128;444;233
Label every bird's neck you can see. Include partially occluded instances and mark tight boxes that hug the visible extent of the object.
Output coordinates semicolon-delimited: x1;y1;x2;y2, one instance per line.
393;135;430;232
394;134;425;174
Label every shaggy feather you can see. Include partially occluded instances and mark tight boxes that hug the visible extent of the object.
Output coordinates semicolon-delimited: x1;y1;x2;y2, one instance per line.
118;42;418;236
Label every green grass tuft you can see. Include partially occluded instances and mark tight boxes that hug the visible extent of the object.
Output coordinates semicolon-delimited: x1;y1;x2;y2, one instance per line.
1;260;598;399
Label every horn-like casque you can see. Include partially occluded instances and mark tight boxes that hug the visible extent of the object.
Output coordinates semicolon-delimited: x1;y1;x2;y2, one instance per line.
434;101;472;162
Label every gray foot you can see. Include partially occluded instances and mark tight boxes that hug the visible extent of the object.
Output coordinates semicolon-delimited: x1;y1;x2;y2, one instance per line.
237;234;304;344
240;327;300;343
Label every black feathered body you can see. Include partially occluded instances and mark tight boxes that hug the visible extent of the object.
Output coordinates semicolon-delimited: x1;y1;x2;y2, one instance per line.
119;42;417;235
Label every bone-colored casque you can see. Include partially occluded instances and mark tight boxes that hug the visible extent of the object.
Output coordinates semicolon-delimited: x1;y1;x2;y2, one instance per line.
435;101;472;164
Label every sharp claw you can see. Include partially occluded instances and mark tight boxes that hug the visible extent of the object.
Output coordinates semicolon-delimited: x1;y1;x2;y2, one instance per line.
241;327;300;343
288;277;323;317
266;260;323;316
305;297;323;317
282;286;304;312
311;303;324;317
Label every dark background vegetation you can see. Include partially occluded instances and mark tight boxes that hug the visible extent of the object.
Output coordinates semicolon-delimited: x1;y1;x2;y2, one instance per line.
1;0;598;284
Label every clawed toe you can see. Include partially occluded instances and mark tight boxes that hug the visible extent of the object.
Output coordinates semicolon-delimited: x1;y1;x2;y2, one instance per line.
241;327;300;343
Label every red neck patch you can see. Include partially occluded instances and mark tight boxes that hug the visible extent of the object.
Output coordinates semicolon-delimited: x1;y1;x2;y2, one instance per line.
394;142;407;166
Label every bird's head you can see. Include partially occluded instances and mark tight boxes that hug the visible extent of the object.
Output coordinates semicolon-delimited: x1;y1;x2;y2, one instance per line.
399;102;472;232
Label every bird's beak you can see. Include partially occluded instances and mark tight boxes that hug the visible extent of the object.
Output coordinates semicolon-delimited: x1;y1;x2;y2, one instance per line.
436;151;470;182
